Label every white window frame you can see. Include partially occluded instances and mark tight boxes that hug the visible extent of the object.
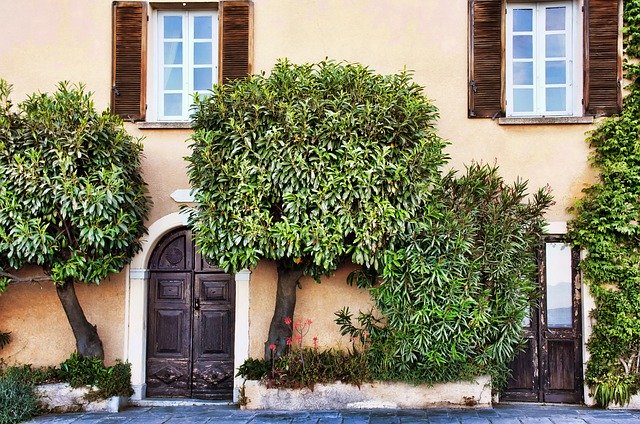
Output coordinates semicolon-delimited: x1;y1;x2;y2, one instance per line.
148;9;218;122
506;1;582;117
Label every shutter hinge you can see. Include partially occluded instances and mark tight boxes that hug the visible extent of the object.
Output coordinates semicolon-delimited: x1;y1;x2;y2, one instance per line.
470;80;478;93
112;85;120;96
147;14;149;21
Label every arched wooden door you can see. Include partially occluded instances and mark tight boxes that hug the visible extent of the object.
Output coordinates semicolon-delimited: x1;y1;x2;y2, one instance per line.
146;228;235;399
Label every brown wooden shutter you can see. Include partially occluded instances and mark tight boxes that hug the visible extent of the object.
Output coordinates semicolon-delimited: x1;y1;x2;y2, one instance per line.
112;1;147;121
584;0;621;116
219;0;253;83
468;0;503;118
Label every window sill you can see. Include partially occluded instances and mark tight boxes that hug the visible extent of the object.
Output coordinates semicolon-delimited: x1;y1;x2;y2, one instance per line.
497;116;594;125
137;121;193;130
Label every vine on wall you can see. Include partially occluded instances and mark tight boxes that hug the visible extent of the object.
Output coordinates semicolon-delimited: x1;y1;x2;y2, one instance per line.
568;0;640;407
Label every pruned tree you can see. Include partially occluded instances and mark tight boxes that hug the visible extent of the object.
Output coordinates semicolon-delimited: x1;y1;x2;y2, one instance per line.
187;60;447;358
0;80;151;359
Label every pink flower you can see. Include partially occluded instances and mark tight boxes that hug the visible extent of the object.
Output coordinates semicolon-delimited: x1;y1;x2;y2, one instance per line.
286;337;292;346
284;316;292;325
305;319;313;326
269;343;276;351
294;322;300;330
295;335;302;342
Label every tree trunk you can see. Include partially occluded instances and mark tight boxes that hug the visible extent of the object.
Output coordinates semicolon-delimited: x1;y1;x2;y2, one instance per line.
264;266;304;359
56;280;104;360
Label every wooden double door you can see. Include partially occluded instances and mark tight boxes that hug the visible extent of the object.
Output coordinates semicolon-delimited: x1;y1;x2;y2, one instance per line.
146;228;235;399
503;237;583;403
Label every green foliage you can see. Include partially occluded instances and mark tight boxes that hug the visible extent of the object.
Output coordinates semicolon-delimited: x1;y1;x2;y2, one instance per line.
0;332;9;350
0;373;38;424
237;348;370;389
236;358;270;381
568;0;640;407
57;353;133;398
187;59;446;277
58;352;105;387
0;80;150;286
338;164;552;388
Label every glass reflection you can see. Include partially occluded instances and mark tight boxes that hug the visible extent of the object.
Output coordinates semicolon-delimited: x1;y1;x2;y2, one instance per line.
546;243;572;328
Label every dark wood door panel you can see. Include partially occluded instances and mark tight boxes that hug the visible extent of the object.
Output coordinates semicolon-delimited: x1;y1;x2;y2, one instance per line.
503;239;583;404
146;359;191;397
147;228;235;400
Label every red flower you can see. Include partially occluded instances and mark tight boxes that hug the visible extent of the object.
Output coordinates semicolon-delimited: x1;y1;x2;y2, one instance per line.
269;343;276;351
284;316;292;325
286;337;292;345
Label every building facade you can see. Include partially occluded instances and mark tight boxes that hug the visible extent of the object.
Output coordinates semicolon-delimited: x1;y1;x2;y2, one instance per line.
0;0;622;405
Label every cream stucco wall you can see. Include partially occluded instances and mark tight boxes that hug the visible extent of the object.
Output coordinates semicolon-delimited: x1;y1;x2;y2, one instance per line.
0;268;126;367
1;0;596;393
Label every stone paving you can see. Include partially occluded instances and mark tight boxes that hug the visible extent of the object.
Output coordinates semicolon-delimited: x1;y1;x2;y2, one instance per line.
26;404;640;423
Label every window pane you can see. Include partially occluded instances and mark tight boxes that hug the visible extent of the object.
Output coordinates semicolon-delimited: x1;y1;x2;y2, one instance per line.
164;16;182;39
546;7;566;31
546;87;566;112
194;68;213;91
164;93;182;116
513;35;533;59
194;42;212;65
545;61;566;84
164;68;182;90
546;243;572;328
545;34;566;58
513;88;534;112
513;9;533;32
164;42;183;65
194;16;212;39
513;62;533;85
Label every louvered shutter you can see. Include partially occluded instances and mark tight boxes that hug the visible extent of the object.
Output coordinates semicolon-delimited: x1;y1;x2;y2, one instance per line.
112;1;147;121
468;0;503;118
585;0;621;116
220;0;253;83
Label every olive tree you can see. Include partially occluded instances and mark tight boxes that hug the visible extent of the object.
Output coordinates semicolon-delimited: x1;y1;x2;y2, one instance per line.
0;81;151;359
187;60;447;358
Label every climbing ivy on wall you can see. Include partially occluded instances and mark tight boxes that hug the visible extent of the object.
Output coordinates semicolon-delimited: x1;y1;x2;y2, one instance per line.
568;0;640;407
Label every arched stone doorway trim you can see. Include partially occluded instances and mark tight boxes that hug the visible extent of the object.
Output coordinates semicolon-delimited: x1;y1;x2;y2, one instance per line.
124;211;250;401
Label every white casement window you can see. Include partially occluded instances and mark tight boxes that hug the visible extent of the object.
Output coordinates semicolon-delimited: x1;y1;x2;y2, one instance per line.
506;2;581;117
156;10;218;121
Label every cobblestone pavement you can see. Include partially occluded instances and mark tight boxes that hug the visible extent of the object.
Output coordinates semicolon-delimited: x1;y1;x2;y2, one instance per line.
26;404;640;423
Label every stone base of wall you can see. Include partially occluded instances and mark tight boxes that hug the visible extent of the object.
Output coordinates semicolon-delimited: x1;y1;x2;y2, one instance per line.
35;383;128;413
241;376;492;410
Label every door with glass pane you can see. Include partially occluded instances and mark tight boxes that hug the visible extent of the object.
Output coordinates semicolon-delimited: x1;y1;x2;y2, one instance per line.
503;237;583;403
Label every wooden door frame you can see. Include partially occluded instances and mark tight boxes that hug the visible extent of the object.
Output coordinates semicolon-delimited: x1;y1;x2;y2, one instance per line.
502;234;584;404
124;212;251;402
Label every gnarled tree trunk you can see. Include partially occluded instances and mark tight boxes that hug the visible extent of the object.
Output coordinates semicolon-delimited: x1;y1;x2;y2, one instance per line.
264;265;304;359
56;280;104;360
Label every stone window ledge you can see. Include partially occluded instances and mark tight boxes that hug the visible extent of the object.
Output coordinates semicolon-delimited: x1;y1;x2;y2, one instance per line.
498;116;594;125
137;121;193;130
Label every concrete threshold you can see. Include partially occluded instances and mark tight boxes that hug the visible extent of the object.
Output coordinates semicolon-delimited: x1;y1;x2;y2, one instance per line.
130;398;236;407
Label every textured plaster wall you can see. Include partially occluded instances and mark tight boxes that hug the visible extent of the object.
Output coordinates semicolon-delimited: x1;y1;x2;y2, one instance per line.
248;261;374;359
0;0;596;367
0;268;126;366
253;0;596;222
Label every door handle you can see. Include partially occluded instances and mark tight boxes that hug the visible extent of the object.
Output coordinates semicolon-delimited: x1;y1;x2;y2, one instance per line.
194;298;200;311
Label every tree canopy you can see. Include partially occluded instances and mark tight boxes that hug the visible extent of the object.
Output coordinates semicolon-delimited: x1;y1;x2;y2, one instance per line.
0;80;151;357
187;60;447;356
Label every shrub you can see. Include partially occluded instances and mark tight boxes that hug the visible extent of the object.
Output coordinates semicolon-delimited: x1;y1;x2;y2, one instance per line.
237;318;370;389
0;372;38;424
57;353;133;398
338;164;552;388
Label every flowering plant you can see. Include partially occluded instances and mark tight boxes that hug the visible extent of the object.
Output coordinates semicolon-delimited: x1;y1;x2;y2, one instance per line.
238;316;370;389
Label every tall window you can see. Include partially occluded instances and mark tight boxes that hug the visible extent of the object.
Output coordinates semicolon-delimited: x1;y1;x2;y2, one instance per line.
506;2;579;117
158;11;218;121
